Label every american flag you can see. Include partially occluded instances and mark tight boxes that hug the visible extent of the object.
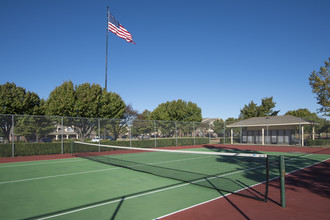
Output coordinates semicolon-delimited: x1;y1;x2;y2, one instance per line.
108;12;135;44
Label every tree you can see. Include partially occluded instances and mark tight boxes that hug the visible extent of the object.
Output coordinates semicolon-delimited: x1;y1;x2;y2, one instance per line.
309;57;330;116
285;108;327;138
150;99;202;122
15;100;58;142
131;110;153;138
108;105;138;140
99;90;126;119
45;81;126;140
212;119;225;136
285;108;317;118
239;97;279;119
239;101;258;119
0;82;41;141
45;81;75;117
150;100;202;137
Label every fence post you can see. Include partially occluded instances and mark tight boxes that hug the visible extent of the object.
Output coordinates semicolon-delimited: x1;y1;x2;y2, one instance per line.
223;121;226;144
154;120;156;148
209;123;211;144
129;124;132;147
98;118;100;152
12;115;14;157
193;122;196;145
175;121;178;146
61;117;64;154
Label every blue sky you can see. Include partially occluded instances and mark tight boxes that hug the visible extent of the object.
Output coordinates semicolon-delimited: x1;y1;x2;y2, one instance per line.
1;0;329;119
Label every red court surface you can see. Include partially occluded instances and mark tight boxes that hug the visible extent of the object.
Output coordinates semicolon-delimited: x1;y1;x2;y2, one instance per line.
161;145;330;220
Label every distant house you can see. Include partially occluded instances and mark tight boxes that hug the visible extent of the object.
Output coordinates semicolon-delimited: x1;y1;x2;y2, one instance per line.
201;118;219;137
226;115;314;146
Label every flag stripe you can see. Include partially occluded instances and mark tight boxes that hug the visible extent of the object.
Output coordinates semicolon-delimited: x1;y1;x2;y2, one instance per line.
108;12;135;44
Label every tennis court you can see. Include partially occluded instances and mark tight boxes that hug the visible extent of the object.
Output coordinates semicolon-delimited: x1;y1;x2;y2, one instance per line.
0;143;329;220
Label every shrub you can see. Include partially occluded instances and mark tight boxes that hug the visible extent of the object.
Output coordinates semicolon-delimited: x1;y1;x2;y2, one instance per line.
0;137;209;157
305;138;330;146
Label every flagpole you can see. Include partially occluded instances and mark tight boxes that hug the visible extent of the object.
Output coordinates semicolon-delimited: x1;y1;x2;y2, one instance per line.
105;6;109;91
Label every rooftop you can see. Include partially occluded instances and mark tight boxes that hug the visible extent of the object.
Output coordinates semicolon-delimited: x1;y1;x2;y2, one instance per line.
226;115;312;128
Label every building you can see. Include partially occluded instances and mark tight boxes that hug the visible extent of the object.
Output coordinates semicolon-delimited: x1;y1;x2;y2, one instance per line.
226;115;314;146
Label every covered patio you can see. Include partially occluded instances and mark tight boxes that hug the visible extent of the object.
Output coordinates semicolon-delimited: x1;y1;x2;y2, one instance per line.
226;115;314;146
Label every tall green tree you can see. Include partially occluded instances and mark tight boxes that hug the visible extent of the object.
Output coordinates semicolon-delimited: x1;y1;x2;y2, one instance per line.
0;82;41;141
150;99;202;122
45;81;126;140
239;97;279;119
309;58;330;116
285;108;328;138
45;81;75;117
285;108;317;118
150;100;202;137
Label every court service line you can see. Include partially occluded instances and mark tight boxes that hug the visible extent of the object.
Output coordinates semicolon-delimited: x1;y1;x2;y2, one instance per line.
0;149;167;168
0;158;86;168
0;155;209;184
155;156;330;219
37;161;264;220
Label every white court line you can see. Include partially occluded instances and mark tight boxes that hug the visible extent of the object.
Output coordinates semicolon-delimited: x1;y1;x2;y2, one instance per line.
155;155;330;219
0;149;162;168
39;156;330;220
0;158;85;168
37;160;266;220
0;155;209;184
0;147;205;168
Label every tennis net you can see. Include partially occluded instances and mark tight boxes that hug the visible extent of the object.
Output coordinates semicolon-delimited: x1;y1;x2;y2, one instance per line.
73;141;269;201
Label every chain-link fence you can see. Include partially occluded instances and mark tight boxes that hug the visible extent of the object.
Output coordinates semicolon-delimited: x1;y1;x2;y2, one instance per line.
0;114;212;157
0;114;328;157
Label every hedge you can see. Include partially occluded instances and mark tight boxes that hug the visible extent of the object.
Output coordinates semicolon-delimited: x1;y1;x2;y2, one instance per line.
0;137;209;157
0;143;73;157
305;138;330;146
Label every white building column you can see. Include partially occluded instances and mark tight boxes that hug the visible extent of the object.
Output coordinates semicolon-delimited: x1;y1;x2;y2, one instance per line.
230;129;233;144
312;126;315;140
55;135;58;141
262;128;265;145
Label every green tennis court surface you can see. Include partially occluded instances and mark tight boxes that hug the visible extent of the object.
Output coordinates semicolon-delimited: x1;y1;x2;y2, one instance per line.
0;146;328;220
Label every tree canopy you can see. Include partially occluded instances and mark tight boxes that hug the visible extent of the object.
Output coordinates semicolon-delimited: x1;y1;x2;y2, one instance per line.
285;108;317;118
0;82;42;141
150;99;202;122
309;57;330;116
45;81;126;119
0;82;41;115
239;97;279;119
45;81;126;140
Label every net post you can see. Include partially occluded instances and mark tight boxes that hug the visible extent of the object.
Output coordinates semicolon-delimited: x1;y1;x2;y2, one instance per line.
265;156;269;201
279;155;286;207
